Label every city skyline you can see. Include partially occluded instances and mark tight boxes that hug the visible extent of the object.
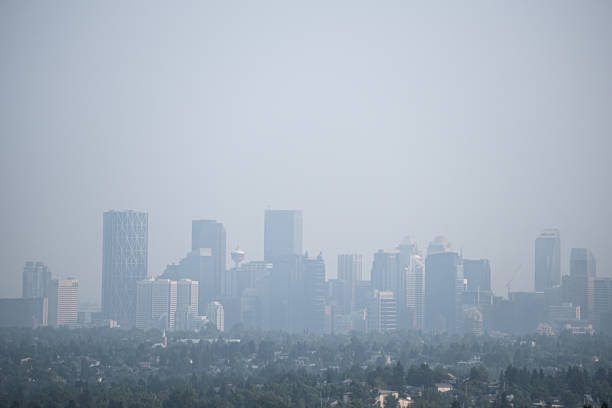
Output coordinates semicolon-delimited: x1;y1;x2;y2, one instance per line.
2;2;612;406
1;1;611;305
7;208;608;307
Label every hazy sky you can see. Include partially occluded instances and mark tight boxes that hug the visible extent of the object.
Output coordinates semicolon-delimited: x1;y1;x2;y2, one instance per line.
1;1;611;303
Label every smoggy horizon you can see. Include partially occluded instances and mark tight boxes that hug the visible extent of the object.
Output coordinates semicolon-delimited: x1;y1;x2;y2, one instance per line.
1;1;611;303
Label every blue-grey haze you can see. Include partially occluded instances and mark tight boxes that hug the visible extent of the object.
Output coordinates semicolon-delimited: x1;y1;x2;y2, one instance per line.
1;1;611;303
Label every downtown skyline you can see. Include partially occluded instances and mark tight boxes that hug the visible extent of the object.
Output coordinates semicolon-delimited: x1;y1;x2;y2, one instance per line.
3;206;608;306
1;1;611;304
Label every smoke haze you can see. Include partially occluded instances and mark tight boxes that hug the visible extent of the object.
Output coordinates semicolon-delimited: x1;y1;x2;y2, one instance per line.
1;1;611;303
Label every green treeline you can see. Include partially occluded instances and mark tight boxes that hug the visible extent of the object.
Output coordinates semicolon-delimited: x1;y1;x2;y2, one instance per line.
0;327;611;407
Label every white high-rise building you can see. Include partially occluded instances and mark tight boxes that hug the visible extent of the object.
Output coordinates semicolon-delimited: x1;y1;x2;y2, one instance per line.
176;279;199;331
48;279;79;327
136;279;177;330
207;301;224;332
405;254;425;330
367;290;397;332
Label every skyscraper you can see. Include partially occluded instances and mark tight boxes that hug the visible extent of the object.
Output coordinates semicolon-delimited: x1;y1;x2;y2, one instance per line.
397;237;421;329
191;220;226;298
264;210;303;262
48;278;79;327
266;254;303;332
22;261;51;299
367;290;397;332
425;237;463;334
593;277;612;330
304;253;326;333
463;259;492;292
371;238;421;330
462;259;494;311
102;210;148;326
176;279;199;331
405;253;425;330
534;229;561;291
371;250;401;292
562;248;597;320
337;254;363;313
570;248;596;277
136;279;178;331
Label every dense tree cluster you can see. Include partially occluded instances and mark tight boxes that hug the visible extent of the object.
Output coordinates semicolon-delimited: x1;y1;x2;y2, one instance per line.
0;327;611;407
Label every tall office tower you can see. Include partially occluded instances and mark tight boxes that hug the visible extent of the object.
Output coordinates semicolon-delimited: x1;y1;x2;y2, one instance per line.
397;237;421;329
176;279;199;331
263;209;302;262
372;245;418;329
427;236;452;256
463;259;491;292
371;250;401;292
230;261;273;299
562;248;597;321
191;220;226;298
266;254;304;332
425;238;463;334
48;279;79;327
304;253;327;333
22;261;52;299
102;210;148;326
593;278;612;329
240;288;261;328
593;278;612;315
562;279;594;320
154;279;177;330
405;254;425;330
338;254;363;281
570;248;596;277
136;279;178;331
207;301;224;332
337;254;363;313
367;290;397;332
534;229;561;291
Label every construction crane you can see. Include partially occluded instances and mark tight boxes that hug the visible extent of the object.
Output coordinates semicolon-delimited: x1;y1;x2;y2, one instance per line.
506;265;522;298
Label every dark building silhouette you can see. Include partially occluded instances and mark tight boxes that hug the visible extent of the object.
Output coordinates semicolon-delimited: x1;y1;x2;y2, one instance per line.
463;259;491;292
264;210;302;262
191;220;226;298
304;253;326;333
337;254;362;314
265;252;326;333
425;238;463;334
371;250;400;293
101;210;148;326
266;254;303;332
534;229;561;291
569;248;596;277
561;248;597;320
0;298;48;328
